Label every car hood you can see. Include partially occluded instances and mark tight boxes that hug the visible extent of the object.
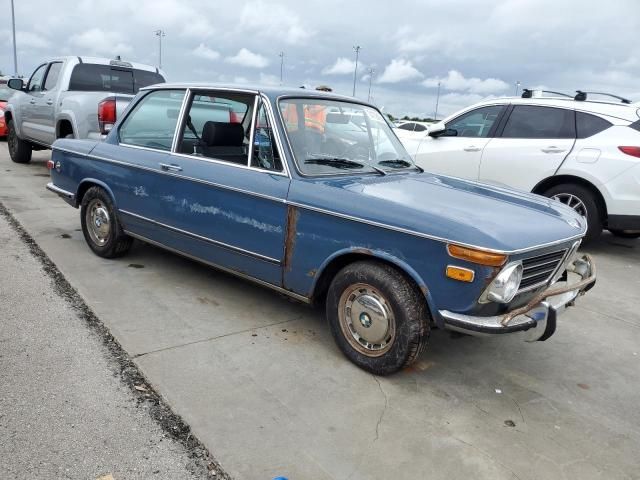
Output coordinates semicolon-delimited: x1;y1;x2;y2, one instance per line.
289;172;586;253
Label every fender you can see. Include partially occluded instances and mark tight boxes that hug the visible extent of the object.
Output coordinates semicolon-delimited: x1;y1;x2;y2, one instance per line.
311;246;444;328
76;178;118;209
3;103;23;137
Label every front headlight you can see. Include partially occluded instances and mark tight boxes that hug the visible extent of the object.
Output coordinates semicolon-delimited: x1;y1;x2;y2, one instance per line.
482;261;523;304
0;110;4;118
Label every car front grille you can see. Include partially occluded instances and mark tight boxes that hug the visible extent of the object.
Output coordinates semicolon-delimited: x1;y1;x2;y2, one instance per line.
518;249;568;292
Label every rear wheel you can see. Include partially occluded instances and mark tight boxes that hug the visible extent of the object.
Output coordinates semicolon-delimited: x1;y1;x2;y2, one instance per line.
7;120;32;164
543;183;602;243
609;229;640;239
80;186;133;258
326;261;430;375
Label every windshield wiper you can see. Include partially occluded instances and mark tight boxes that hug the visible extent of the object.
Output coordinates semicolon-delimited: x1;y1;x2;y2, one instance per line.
378;159;424;172
304;157;386;175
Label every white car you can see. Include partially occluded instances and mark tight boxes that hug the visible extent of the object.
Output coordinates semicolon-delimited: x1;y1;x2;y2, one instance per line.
406;90;640;242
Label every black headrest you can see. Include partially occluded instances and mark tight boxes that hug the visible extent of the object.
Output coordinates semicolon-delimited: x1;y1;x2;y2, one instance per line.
202;121;244;147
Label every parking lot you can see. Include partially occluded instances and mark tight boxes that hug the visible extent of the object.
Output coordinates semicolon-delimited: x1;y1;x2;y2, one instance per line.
1;143;639;479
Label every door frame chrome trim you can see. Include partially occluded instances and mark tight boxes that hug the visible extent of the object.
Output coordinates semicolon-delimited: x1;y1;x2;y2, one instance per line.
119;209;281;265
123;229;310;304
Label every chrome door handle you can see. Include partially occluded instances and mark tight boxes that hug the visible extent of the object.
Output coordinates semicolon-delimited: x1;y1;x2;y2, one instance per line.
46;99;53;105
29;99;36;104
541;147;566;154
463;146;481;152
159;163;182;172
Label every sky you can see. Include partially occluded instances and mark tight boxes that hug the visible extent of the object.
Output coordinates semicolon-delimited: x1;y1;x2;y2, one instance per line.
2;0;639;118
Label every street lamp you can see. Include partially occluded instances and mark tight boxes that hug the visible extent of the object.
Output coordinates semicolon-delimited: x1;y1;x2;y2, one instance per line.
434;81;441;120
279;51;284;85
352;45;361;97
367;67;375;102
515;80;521;96
154;30;166;69
10;0;18;76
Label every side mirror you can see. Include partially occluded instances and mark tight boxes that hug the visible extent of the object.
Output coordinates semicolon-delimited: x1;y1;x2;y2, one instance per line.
7;78;24;91
428;122;457;138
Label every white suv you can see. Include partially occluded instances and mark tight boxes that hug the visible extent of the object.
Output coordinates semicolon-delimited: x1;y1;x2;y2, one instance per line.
406;90;640;242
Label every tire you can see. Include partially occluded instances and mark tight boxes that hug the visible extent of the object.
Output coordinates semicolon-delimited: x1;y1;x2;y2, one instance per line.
609;229;640;239
326;261;430;375
7;120;32;164
80;186;133;258
543;183;602;243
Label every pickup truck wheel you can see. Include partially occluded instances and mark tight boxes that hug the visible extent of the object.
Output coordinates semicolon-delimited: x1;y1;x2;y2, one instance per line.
80;186;132;258
543;184;602;243
326;261;430;375
7;120;32;164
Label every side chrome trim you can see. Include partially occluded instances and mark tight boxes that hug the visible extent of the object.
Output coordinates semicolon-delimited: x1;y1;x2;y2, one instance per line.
170;88;191;153
123;229;310;304
287;201;585;255
119;209;281;265
46;182;75;199
260;92;292;179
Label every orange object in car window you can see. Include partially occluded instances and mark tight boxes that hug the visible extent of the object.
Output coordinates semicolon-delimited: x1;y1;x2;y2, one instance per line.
282;103;327;133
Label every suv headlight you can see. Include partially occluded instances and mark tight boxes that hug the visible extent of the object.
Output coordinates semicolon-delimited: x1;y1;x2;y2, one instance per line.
481;261;523;304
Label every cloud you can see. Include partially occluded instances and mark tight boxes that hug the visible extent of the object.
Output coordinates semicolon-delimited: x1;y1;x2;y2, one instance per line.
259;73;281;85
422;70;509;94
225;48;269;68
377;59;423;83
68;28;133;56
192;43;220;61
240;1;313;44
396;27;441;54
322;57;357;75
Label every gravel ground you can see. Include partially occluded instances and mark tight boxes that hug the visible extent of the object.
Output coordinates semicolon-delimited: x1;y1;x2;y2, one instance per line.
0;205;224;480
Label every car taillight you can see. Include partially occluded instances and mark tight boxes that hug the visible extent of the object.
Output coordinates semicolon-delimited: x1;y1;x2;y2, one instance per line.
618;146;640;158
46;159;55;170
98;97;117;135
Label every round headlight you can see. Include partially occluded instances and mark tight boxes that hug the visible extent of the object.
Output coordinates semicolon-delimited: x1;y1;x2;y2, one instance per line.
486;261;523;304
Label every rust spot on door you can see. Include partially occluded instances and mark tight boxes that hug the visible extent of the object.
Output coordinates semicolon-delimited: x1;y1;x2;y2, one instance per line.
284;206;299;272
307;268;317;278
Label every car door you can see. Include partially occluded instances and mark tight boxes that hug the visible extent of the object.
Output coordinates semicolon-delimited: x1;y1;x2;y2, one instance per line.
478;105;576;191
20;63;48;141
33;61;63;144
413;105;504;180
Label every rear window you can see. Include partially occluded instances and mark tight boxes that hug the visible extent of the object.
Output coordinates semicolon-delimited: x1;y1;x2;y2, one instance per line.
630;119;640;132
501;106;575;139
69;64;165;94
576;112;612;138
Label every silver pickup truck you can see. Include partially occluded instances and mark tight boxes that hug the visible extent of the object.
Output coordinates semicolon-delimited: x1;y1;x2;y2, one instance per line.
4;56;165;163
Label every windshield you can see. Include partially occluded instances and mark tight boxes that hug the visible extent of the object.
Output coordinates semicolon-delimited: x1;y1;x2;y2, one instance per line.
0;85;12;101
279;98;416;176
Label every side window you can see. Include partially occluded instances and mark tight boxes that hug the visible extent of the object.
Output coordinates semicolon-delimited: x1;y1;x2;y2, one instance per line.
177;91;253;166
398;122;415;131
27;64;48;93
447;106;503;138
43;62;63;91
501;106;575;139
576;112;611;139
250;100;283;171
414;123;427;132
119;89;186;151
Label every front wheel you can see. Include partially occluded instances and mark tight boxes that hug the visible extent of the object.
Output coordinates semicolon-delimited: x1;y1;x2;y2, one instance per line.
326;261;430;375
543;183;602;243
80;186;133;258
7;120;32;164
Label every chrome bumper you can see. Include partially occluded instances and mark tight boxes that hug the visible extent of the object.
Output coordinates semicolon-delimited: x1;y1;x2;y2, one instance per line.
439;254;596;342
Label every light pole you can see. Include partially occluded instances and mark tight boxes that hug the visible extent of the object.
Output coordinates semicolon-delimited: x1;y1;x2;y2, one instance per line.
154;30;166;69
515;80;521;96
279;51;284;85
10;0;18;76
434;81;441;120
352;45;361;97
367;68;375;102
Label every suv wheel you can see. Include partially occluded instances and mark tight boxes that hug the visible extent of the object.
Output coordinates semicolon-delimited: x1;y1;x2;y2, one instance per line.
7;120;33;164
543;183;602;243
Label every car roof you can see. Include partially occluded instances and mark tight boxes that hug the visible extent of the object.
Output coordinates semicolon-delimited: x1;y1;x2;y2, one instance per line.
470;96;640;122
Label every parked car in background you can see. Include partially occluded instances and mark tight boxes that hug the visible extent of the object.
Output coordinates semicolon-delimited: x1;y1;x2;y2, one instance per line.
4;56;165;163
46;84;595;375
406;91;640;241
0;83;13;137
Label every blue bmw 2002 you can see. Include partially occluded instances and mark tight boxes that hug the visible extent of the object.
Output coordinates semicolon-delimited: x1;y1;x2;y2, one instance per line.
46;84;596;375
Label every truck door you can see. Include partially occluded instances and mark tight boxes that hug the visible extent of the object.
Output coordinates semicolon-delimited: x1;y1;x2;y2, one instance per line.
33;62;64;144
20;64;48;141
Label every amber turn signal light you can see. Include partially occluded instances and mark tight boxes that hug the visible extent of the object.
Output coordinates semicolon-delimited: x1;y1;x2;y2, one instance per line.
446;266;475;282
447;244;507;267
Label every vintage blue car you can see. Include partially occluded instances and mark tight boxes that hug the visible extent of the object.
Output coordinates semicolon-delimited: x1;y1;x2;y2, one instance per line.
46;84;596;375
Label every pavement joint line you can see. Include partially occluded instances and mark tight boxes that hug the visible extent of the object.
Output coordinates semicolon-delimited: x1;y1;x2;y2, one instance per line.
132;316;302;359
574;304;640;329
0;199;232;480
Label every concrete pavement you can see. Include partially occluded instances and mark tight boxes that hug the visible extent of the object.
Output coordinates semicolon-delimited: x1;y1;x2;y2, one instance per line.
1;143;639;479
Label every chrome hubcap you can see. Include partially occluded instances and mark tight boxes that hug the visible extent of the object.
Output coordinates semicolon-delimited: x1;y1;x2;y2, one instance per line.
551;193;587;217
338;283;395;357
86;199;111;246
